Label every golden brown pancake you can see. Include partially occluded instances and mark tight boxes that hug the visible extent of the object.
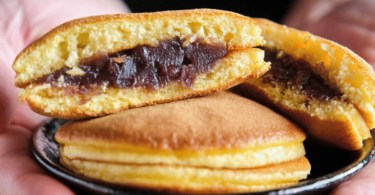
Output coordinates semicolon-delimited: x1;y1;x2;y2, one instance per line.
13;9;269;119
241;19;375;150
56;92;310;193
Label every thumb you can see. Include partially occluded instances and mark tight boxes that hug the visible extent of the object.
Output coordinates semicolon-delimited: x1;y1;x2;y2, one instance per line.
0;0;130;132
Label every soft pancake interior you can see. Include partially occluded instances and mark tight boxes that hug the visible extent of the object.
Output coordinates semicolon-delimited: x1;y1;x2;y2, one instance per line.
244;47;370;150
20;48;269;119
241;18;375;150
15;10;269;119
253;18;375;130
14;9;264;85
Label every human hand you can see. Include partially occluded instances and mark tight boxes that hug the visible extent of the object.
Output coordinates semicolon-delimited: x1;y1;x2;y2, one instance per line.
330;155;375;195
0;0;129;194
284;0;375;194
284;0;375;67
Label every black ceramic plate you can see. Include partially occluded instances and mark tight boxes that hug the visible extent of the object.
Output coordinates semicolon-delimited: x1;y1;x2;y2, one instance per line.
32;118;375;195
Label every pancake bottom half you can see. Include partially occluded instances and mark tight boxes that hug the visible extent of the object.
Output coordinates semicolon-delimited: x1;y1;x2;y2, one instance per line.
60;152;310;193
56;92;310;193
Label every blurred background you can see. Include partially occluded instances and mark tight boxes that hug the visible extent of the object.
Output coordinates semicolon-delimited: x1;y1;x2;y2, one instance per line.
124;0;294;23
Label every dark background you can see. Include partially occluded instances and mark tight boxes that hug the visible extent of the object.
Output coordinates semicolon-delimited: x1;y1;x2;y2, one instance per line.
124;0;294;23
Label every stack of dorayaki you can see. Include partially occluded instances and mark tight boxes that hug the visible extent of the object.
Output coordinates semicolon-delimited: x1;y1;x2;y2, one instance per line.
12;9;375;194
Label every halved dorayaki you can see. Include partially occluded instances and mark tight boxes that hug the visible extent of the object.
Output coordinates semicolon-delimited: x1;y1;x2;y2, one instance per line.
13;9;269;119
56;92;310;193
241;19;375;150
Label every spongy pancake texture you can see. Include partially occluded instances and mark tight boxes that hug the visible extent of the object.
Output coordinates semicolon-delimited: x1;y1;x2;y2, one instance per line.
243;79;370;150
60;154;311;193
60;141;306;169
242;18;375;150
13;9;264;85
254;18;375;130
20;48;269;119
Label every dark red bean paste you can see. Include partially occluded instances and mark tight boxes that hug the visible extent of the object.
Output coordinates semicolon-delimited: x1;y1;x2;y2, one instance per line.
261;47;342;101
33;37;227;94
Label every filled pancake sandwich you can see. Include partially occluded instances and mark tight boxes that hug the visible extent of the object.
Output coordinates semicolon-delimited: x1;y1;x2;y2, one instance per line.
56;92;310;193
18;9;375;193
241;19;375;150
13;9;269;119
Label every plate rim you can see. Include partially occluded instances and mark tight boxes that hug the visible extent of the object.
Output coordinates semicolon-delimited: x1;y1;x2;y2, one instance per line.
32;119;375;195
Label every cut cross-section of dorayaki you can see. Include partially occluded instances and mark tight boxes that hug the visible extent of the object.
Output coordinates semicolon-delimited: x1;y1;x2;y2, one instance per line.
241;19;375;150
13;9;269;119
56;92;310;193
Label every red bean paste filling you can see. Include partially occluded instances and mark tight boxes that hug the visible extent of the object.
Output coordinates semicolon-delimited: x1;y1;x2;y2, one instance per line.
261;47;342;101
33;37;227;93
